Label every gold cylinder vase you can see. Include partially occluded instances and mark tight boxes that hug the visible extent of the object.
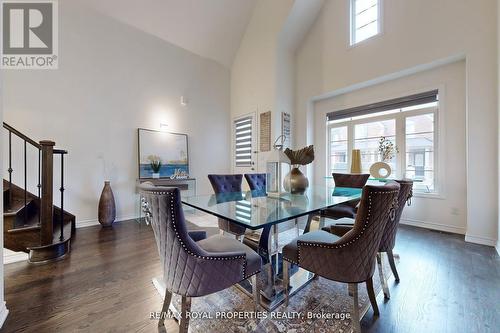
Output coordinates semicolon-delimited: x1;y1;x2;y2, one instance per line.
350;149;362;174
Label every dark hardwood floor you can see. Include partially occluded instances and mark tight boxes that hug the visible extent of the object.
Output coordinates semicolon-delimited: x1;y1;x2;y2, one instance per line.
2;221;499;333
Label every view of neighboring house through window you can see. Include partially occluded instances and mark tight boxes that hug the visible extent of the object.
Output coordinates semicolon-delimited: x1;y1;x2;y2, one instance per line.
405;113;435;191
351;0;381;45
354;119;396;175
329;126;348;173
327;94;438;194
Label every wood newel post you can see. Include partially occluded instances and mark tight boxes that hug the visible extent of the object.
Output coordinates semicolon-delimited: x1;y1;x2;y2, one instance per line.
40;140;55;246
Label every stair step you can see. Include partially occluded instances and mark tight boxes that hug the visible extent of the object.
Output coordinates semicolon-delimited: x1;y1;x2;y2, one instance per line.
50;222;73;244
7;211;40;231
7;224;41;234
4;199;34;217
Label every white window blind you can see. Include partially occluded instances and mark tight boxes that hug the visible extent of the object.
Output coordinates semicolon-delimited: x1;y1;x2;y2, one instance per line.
234;116;253;167
351;0;380;45
327;97;439;194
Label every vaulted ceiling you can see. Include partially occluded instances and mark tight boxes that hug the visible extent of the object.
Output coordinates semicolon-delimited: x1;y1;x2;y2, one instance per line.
83;0;257;68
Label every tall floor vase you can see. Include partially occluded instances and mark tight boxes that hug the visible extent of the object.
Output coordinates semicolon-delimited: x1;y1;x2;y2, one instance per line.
98;181;116;227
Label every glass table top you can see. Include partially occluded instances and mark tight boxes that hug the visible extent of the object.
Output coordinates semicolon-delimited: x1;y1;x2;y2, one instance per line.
324;176;423;182
182;186;362;230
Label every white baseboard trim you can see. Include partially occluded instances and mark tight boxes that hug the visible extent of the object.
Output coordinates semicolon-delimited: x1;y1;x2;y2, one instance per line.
400;218;465;235
0;301;9;328
465;234;497;247
75;219;100;229
3;250;28;264
76;215;139;229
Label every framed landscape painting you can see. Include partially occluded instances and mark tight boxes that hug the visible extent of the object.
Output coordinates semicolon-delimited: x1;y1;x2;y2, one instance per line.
138;128;189;179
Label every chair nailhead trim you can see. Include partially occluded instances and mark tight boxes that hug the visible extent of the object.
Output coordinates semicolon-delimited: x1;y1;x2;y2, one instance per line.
142;190;247;278
296;190;399;264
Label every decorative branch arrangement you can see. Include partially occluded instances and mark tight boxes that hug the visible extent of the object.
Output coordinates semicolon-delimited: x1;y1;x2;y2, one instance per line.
284;145;315;166
378;137;399;162
147;155;162;173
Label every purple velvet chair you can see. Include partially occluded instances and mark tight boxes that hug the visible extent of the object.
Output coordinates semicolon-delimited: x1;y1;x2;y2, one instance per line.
139;185;262;333
327;179;413;299
322;173;370;219
244;173;267;191
282;183;400;333
208;174;246;240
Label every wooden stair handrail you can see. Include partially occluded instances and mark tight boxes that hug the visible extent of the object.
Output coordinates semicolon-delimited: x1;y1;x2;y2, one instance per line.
3;122;67;154
3;122;41;148
3;122;69;248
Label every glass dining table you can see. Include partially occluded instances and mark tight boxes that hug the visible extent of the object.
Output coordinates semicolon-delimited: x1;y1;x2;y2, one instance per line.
181;185;362;310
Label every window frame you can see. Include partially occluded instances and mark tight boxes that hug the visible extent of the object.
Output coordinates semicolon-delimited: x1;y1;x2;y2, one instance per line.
349;0;383;46
327;105;440;196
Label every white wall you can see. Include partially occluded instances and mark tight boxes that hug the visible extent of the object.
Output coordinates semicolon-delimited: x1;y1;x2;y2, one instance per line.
314;61;467;234
231;0;294;173
498;0;500;254
2;1;231;225
295;0;498;246
230;0;323;175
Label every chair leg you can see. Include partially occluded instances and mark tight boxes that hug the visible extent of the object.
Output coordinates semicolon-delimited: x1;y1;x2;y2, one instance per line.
304;213;314;233
365;277;380;316
349;283;362;333
377;253;390;299
179;296;191;333
219;229;224;236
251;274;260;311
387;249;400;282
158;289;173;328
283;260;290;307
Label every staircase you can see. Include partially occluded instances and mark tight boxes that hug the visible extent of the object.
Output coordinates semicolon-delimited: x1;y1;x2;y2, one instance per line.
3;123;75;263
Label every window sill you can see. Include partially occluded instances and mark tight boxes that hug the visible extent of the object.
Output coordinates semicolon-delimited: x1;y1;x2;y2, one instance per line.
348;32;383;50
412;192;445;200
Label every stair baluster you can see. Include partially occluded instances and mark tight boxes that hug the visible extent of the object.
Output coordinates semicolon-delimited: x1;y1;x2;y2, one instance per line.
59;153;65;241
24;140;27;224
38;148;41;224
7;131;12;209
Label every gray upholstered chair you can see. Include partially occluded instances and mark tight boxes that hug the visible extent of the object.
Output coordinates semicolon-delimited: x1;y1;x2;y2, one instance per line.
328;179;413;299
282;183;400;333
139;185;262;333
208;174;247;240
322;173;370;219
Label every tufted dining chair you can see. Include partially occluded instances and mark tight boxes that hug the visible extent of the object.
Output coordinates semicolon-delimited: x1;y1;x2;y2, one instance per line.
322;173;370;219
208;174;247;240
244;173;267;191
242;173;267;249
282;182;400;333
139;185;262;333
328;179;413;299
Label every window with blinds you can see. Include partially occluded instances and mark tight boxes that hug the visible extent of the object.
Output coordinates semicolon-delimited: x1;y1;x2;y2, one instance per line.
234;116;253;167
351;0;381;45
327;91;439;194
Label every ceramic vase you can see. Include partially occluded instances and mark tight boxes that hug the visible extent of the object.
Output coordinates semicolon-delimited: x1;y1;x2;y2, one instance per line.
369;161;391;179
350;149;362;173
283;166;309;194
98;181;116;227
